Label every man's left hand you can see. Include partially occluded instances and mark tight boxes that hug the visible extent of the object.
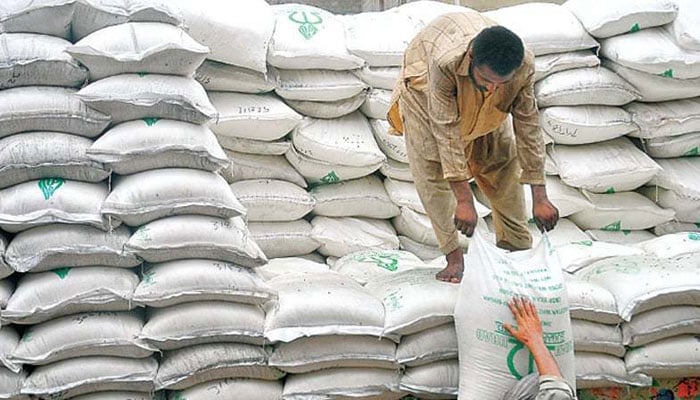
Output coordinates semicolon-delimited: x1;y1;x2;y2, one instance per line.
531;185;559;232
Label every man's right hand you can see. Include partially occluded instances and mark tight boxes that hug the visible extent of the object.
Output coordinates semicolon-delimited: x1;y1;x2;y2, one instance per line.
454;200;478;237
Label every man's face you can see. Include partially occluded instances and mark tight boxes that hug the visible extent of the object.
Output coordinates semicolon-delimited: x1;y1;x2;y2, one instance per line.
468;50;515;92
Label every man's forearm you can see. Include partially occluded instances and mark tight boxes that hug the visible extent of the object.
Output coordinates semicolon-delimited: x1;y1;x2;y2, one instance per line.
530;184;548;202
529;339;563;378
449;180;474;204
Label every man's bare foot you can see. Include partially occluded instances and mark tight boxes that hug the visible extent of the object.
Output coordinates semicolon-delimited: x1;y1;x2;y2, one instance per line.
436;248;464;284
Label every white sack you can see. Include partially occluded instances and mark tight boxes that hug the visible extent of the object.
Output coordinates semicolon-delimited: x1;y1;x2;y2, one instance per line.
343;11;416;67
361;88;392;119
642;131;700;158
575;352;652;389
380;158;413;182
540;106;637;145
139;301;265;350
653;221;700;236
586;229;657;245
548;137;661;193
4;224;137;273
67;22;208;80
391;1;472;29
637;231;700;259
523;218;590;248
535;67;640;107
256;257;329;281
0;328;20;373
70;392;159;400
208;91;302;141
563;0;677;38
0;234;11;279
126;215;267;267
0;132;108;189
625;335;700;378
285;93;366;119
283;368;400;399
0;280;13;310
102;168;245;226
604;60;700;102
169;0;273;73
626;97;700;139
572;319;625;357
71;0;182;39
534;50;600;82
556;240;644;273
667;0;700;51
167;379;282;400
134;259;273;308
22;357;156;398
269;335;397;373
623;305;700;347
639;186;700;223
0;33;86;89
77;74;216;124
0;0;74;39
485;3;598;56
354;66;401;90
155;343;284;390
569;191;675;231
4;267;138;325
248;220;319;259
311;176;399;219
11;311;153;365
455;232;575;399
222;151;306;188
311;216;400;258
293;112;385;167
565;276;622;325
230;179;314;222
392;207;479;248
0;179;110;233
332;249;431;286
371;119;408;163
195;60;275;93
286;144;383;185
267;4;364;70
0;87;109;139
275;68;368;102
264;272;386;342
217;136;290;156
576;254;700;321
367;268;459;336
88;119;228;175
400;360;459;398
652;157;700;199
524;175;593;217
384;178;425;214
396;323;458;367
398;236;443;261
600;27;700;79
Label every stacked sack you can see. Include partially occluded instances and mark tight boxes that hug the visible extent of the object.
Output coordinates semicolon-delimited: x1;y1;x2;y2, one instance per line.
562;0;700;244
68;2;277;399
0;0;127;398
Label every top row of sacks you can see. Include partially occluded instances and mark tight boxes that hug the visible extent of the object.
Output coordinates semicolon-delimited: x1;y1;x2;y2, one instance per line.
1;0;698;75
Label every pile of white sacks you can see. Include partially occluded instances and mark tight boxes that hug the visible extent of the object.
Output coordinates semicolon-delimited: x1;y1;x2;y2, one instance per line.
0;0;698;399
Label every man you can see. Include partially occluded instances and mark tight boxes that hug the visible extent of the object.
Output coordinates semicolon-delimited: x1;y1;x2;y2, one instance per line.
503;297;576;400
387;12;559;283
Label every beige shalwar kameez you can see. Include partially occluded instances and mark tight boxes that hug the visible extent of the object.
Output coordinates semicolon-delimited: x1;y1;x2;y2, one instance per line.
387;11;545;255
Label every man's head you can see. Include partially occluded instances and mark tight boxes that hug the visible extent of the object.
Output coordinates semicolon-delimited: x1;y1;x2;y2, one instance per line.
468;26;525;92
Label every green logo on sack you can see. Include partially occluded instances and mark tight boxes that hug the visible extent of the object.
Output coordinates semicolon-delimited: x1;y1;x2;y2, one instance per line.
170;393;185;400
21;330;32;343
137;72;149;77
289;10;323;40
507;342;535;379
574;240;593;247
143;117;160;126
659;69;674;78
320;171;340;184
688;232;700;241
683;147;698;157
142;270;156;285
605;187;615;194
602;220;621;231
630;23;641;33
52;267;71;279
38;178;65;200
385;291;403;311
355;253;399;272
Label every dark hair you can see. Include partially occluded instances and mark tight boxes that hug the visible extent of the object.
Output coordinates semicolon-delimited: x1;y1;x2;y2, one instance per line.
471;26;525;77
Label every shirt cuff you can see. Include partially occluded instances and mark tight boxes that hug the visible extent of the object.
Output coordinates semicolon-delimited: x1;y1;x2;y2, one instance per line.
539;376;574;394
443;170;472;182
